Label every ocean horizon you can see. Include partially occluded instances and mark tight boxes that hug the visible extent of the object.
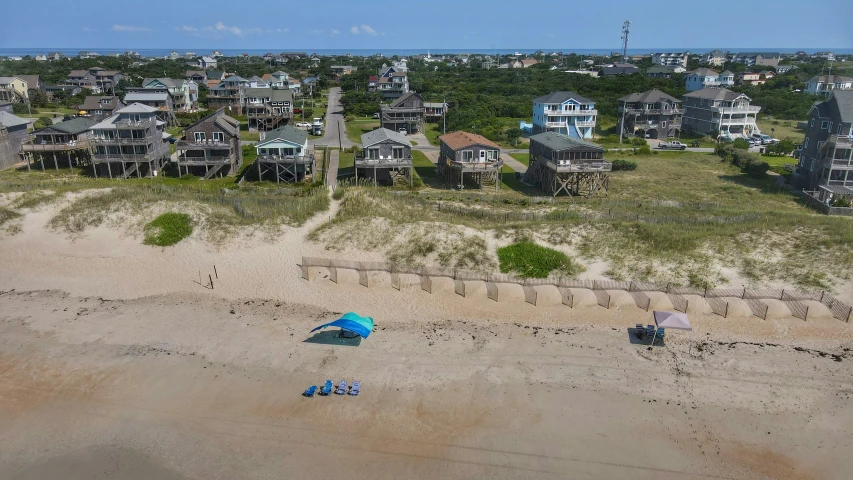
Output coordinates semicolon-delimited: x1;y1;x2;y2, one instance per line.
2;47;850;58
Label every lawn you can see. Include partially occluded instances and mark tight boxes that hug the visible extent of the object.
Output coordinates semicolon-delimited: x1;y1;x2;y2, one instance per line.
337;151;355;178
510;153;530;166
424;123;442;146
756;116;805;141
345;119;379;144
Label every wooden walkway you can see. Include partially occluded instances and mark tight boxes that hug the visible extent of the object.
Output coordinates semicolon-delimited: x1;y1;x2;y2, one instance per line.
327;150;340;190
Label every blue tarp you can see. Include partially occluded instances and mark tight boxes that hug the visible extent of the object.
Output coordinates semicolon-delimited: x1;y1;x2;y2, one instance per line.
310;312;375;339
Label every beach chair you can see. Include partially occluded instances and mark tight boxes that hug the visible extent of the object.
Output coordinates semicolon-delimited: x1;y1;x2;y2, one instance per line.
335;380;348;395
635;323;645;339
645;325;656;339
656;328;666;340
320;380;333;396
348;381;360;396
303;385;318;397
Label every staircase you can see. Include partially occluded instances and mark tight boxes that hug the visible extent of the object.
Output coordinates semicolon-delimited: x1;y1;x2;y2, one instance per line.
121;162;139;179
203;163;224;180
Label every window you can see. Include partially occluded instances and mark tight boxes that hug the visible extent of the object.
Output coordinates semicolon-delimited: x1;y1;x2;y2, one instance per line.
392;147;405;159
839;124;844;135
821;121;828;130
480;150;487;161
811;119;815;128
212;132;224;142
817;141;824;151
368;148;379;159
804;138;809;149
461;150;474;162
194;132;205;142
829;122;833;131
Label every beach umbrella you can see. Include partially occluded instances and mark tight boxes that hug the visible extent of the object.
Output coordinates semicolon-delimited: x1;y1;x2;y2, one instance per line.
310;312;375;339
653;311;692;331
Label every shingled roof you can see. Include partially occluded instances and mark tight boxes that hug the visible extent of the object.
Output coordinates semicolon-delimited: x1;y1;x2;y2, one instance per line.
533;91;593;105
257;124;307;146
439;131;500;150
529;131;604;152
618;89;680;104
32;116;98;135
361;128;412;148
683;88;748;102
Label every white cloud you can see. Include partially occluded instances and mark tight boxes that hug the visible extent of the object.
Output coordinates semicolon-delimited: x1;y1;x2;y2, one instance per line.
350;26;360;34
112;25;152;32
361;24;378;36
311;29;323;34
216;21;242;36
277;28;289;33
178;25;198;32
331;29;340;36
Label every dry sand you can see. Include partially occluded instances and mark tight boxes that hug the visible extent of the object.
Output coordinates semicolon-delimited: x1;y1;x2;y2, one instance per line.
0;201;852;479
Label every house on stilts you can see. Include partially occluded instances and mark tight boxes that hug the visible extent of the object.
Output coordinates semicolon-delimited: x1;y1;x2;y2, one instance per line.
19;117;98;172
437;131;502;190
523;131;611;196
254;124;314;183
87;103;171;179
356;128;413;186
175;109;242;179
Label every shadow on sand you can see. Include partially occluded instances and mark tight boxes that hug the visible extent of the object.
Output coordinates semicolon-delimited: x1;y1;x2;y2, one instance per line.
625;327;665;347
303;330;362;347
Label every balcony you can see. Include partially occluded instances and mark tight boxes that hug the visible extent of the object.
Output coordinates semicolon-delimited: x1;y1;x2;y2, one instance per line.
114;118;155;129
575;120;596;127
179;155;233;163
91;137;150;145
92;152;160;162
355;155;413;168
21;139;90;152
714;106;761;115
176;140;232;150
548;160;612;172
829;135;853;146
623;107;683;115
256;154;314;164
545;109;598;117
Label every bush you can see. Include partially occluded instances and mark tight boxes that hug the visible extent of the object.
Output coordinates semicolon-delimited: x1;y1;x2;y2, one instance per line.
143;213;193;246
611;159;637;171
12;103;31;115
497;242;584;278
830;196;852;208
630;137;648;146
732;138;751;150
635;146;651;155
746;162;769;178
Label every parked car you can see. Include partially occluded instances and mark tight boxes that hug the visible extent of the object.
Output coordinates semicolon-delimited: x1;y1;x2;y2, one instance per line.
752;133;773;145
295;122;310;128
398;129;408;136
658;141;687;150
372;113;380;119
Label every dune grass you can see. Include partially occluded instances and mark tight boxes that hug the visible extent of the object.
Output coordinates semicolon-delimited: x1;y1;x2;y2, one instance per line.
498;242;584;278
143;212;193;246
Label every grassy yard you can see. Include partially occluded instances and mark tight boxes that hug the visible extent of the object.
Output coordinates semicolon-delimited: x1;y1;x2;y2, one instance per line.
337;151;355;178
757;116;805;141
240;130;260;142
423;123;442;146
510;153;530;166
345;119;379;144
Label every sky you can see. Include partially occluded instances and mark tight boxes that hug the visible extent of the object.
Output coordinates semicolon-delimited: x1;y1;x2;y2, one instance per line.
2;0;851;50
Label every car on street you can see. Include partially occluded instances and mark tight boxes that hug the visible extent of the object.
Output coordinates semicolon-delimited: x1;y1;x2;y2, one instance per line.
752;133;774;145
658;141;687;150
373;113;380;118
295;122;310;128
398;129;408;136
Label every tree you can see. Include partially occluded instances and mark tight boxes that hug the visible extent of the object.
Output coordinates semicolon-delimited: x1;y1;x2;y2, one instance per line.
732;138;750;150
28;90;49;109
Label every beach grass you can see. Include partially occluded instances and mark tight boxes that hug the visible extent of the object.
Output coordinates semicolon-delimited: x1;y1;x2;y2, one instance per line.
143;212;193;246
497;241;584;278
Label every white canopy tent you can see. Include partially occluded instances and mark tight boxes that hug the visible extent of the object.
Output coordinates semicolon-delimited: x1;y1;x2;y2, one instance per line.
649;311;692;347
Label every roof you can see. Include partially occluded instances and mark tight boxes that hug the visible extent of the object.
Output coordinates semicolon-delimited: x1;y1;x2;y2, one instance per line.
182;109;240;136
390;91;423;107
689;67;719;77
124;92;170;102
529;131;604;152
720;70;734;75
16;75;40;88
361;128;412;148
143;78;183;88
78;96;122;111
185;70;206;77
424;102;446;108
257;124;307;146
808;74;852;84
826;91;853;124
200;56;216;62
271;70;289;76
618;89;680;104
33;116;98;135
67;70;90;77
243;88;293;101
0;111;29;128
646;65;682;73
684;88;749;102
708;50;726;56
206;70;225;80
0;76;23;84
439;131;500;150
117;102;159;114
533;91;593;105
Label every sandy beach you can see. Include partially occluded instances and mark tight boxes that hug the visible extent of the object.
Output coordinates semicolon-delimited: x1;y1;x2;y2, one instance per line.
1;199;852;479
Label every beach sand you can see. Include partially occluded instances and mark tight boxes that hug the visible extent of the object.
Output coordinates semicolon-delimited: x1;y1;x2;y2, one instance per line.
1;201;852;479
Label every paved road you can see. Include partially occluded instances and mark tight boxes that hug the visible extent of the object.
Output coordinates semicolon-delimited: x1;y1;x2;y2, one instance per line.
309;87;354;149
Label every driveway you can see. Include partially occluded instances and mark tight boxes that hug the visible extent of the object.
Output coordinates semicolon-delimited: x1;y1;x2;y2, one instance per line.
309;87;354;149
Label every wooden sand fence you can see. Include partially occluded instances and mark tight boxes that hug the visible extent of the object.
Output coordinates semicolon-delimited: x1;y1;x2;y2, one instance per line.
298;257;852;321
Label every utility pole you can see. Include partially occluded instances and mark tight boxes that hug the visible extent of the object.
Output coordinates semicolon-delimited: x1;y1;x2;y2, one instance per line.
442;94;446;135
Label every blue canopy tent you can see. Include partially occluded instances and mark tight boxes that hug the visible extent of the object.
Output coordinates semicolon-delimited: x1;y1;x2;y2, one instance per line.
310;312;375;339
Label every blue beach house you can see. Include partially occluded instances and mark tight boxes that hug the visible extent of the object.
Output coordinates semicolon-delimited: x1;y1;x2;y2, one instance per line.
531;91;597;140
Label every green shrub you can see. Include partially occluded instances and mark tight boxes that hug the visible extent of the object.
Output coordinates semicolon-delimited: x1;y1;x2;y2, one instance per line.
332;187;346;200
746;161;769;178
631;137;648;146
635;146;651;155
831;196;852;208
732;138;751;150
611;159;637;171
497;242;584;278
143;212;193;246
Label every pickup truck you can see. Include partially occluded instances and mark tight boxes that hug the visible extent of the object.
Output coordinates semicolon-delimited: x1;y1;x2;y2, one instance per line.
658;141;687;150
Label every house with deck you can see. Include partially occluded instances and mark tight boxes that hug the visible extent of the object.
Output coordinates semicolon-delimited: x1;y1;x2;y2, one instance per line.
684;68;735;92
66;67;123;92
185;71;207;83
532;91;597;139
645;65;685;78
208;75;249;109
198;56;217;69
380;92;424;134
123;90;175;125
87;103;171;179
793;91;853;199
78;95;126;119
617;89;683;139
254;125;314;183
705;50;727;66
356;128;413;186
244;88;293;131
437;131;502;190
805;75;853;96
652;52;689;68
523;132;610;197
19;117;98;171
682;88;760;139
142;78;195;112
732;52;780;67
17;75;44;92
330;65;356;79
0;77;29;103
175;109;242;179
424;102;447;121
0;111;30;166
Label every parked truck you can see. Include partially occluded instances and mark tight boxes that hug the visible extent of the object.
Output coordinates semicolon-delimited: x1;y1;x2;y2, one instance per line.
658;141;687;150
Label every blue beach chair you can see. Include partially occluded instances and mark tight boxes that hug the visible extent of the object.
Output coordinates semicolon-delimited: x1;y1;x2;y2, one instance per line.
303;385;318;397
335;380;348;395
320;380;333;396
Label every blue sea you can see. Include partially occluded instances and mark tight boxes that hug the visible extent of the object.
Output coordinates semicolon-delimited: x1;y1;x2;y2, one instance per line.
2;47;851;58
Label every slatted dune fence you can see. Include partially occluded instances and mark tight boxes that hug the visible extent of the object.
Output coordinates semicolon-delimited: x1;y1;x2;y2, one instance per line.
522;286;538;306
707;287;746;298
785;301;809;321
558;288;574;308
706;297;729;317
820;293;853;322
454;279;466;297
594;289;611;309
486;282;499;301
744;299;770;319
630;291;651;311
667;294;689;313
594;280;631;291
744;289;784;300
